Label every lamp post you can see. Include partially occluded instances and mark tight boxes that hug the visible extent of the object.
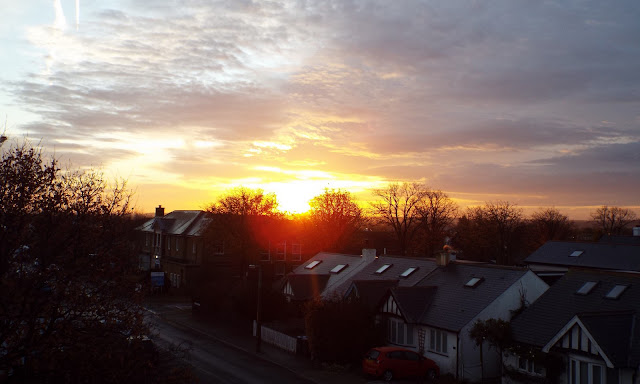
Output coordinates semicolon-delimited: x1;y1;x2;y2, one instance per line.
249;264;262;353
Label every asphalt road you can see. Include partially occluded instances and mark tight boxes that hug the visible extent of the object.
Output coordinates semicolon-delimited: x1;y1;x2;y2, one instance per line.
148;307;314;384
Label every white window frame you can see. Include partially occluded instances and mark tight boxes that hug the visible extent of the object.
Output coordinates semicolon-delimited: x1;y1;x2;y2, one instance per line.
388;318;414;347
429;329;448;355
276;242;286;261
291;243;301;261
569;358;605;384
518;357;543;376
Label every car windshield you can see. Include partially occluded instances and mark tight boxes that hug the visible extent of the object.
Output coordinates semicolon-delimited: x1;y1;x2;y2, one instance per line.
365;350;380;360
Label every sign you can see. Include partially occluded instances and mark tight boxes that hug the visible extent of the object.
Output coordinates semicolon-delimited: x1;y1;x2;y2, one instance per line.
151;272;165;287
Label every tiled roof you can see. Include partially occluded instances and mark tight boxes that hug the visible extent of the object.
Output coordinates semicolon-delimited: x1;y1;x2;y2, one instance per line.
287;251;376;299
348;279;399;310
136;211;211;236
285;274;331;301
511;269;640;368
412;264;529;332
525;241;640;272
333;255;439;295
390;286;438;323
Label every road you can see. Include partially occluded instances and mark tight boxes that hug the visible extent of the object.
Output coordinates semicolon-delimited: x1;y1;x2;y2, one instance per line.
146;304;314;384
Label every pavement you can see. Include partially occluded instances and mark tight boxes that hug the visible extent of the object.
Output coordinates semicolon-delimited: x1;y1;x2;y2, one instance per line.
144;294;372;384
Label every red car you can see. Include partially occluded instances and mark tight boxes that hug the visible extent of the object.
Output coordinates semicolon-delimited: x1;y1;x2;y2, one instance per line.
362;346;439;382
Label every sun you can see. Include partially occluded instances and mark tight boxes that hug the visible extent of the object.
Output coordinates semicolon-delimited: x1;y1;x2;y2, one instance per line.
265;181;327;214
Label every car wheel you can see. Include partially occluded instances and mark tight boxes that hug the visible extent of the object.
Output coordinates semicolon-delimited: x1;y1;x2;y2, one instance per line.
426;368;437;381
383;370;393;381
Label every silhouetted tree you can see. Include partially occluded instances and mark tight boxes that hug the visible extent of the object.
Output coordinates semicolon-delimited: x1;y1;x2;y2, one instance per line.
417;189;459;257
590;205;637;236
454;201;525;265
529;207;574;249
370;183;427;255
0;140;191;383
308;188;364;252
205;187;282;275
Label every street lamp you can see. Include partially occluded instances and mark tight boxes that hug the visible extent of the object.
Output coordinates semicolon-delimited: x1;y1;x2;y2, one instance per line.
248;264;262;353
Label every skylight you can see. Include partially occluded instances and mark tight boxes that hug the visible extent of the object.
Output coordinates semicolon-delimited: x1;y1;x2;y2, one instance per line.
305;260;321;270
400;267;418;278
576;281;597;295
569;250;584;257
465;277;483;288
375;264;392;274
330;264;348;274
605;285;628;299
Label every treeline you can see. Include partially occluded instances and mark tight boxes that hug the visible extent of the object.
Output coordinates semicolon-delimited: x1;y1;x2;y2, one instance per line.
206;183;638;266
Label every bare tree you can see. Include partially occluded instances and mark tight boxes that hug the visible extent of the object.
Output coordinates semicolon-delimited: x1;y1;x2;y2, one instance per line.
0;140;186;382
530;207;574;248
590;205;637;235
417;189;459;257
454;201;525;265
484;201;525;265
308;189;364;252
205;187;282;275
370;183;427;255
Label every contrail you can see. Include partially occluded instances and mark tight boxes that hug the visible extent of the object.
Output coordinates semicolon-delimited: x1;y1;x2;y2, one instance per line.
53;0;67;30
76;0;79;30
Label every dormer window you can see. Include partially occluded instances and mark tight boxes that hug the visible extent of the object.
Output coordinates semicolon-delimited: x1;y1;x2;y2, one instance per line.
605;284;628;299
465;277;484;288
400;267;418;278
330;264;348;274
305;260;322;270
576;281;597;295
569;250;584;257
375;264;392;274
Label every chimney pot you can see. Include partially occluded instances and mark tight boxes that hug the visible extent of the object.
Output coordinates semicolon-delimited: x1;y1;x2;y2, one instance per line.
155;205;165;217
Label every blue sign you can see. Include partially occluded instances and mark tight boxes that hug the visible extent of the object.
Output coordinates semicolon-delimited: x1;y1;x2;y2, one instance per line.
151;272;165;287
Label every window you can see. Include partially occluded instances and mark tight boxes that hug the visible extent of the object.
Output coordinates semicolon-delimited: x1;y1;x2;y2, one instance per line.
291;243;301;261
305;260;321;269
259;248;270;261
192;242;197;254
518;357;543;375
276;242;286;261
375;264;392;274
145;234;150;247
605;284;628;299
212;241;224;255
576;281;598;295
330;264;348;273
570;359;604;384
388;318;414;346
400;267;418;278
465;277;484;288
570;250;584;257
429;329;448;355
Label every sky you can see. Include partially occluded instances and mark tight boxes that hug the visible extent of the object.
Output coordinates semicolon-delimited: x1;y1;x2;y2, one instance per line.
1;0;639;219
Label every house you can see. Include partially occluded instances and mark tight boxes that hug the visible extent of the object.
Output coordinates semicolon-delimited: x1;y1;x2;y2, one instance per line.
136;206;211;290
505;269;640;384
375;259;549;382
525;241;640;284
341;254;440;309
282;249;377;302
137;206;312;292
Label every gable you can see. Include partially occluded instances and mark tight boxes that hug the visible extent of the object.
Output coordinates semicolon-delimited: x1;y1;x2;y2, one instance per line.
381;294;404;319
542;315;614;368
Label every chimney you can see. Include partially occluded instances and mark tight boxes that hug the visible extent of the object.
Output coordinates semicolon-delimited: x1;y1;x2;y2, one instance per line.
155;205;165;217
633;226;640;237
362;248;377;262
436;245;455;266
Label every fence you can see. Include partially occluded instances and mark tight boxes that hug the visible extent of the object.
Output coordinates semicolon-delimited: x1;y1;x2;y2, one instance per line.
253;321;299;354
